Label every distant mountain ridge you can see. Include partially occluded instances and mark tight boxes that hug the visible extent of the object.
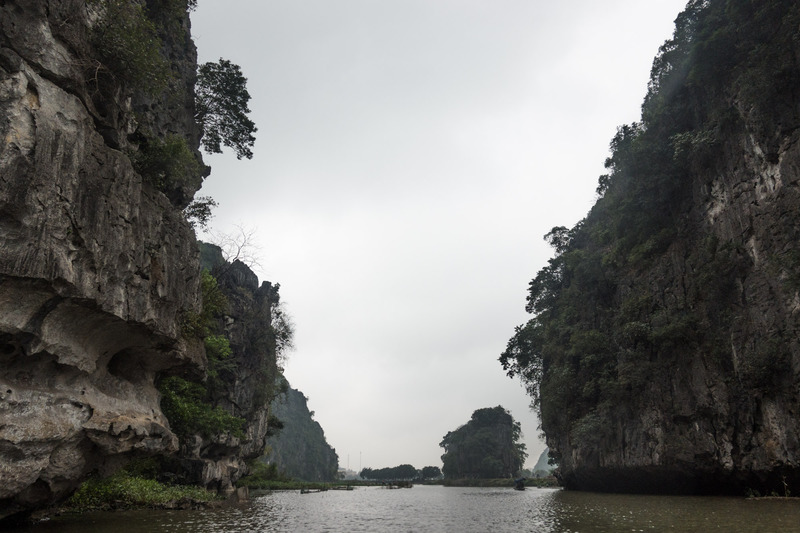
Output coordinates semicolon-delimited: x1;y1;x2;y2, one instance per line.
264;383;339;482
533;448;553;474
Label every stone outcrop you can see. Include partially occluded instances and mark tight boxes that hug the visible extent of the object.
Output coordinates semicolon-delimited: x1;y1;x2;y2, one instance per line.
0;1;204;519
264;383;340;482
554;122;800;494
503;0;800;495
167;245;283;493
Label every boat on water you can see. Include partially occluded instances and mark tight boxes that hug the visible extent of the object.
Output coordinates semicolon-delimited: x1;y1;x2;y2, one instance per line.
513;478;526;491
300;488;328;494
381;480;413;489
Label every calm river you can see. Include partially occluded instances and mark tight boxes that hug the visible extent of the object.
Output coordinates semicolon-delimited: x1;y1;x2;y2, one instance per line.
11;486;800;532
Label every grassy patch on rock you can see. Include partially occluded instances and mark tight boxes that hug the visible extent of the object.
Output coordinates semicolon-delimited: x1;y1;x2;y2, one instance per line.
64;471;218;512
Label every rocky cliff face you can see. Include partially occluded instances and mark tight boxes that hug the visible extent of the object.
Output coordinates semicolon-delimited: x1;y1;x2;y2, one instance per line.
169;245;284;492
0;0;204;519
265;383;339;482
502;0;800;495
554;108;800;495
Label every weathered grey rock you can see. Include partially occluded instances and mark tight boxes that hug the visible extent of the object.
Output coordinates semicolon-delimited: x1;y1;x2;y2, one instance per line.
552;73;800;497
170;250;282;492
497;0;800;496
0;1;203;519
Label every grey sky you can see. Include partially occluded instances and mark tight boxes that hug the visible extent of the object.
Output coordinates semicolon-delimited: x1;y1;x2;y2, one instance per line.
190;0;688;470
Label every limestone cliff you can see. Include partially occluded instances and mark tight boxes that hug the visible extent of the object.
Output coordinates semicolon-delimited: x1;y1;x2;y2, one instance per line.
162;244;284;492
0;0;205;519
502;0;800;494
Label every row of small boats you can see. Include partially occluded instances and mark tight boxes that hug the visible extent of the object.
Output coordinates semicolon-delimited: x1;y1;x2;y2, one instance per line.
299;485;355;494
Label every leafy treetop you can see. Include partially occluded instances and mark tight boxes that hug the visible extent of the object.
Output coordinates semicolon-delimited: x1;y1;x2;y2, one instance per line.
196;59;258;159
439;406;527;479
360;464;418;481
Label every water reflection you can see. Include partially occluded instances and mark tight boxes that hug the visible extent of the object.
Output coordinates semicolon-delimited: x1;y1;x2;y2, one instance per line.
547;490;800;532
10;486;800;532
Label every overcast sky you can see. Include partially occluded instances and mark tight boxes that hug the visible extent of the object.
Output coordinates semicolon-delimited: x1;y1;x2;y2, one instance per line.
190;0;688;471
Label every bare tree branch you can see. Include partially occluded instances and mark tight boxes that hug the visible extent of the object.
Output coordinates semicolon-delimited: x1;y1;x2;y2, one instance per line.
208;224;262;271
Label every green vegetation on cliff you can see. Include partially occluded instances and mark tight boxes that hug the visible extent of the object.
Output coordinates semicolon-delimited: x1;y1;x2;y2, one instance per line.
176;244;281;438
88;0;172;93
440;406;527;479
500;0;800;493
65;471;216;512
161;268;246;442
158;243;290;490
132;133;204;194
88;0;256;207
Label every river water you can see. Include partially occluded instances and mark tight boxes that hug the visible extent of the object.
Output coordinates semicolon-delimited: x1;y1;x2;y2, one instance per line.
12;486;800;532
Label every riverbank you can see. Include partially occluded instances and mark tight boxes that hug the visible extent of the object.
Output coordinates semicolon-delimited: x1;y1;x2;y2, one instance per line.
435;476;560;488
11;483;799;533
240;480;357;491
242;477;562;490
57;472;221;513
16;474;559;526
0;472;225;527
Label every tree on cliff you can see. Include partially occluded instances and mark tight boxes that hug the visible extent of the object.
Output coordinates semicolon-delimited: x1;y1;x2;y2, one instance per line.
499;0;800;493
196;58;257;159
439;406;527;479
88;0;171;94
